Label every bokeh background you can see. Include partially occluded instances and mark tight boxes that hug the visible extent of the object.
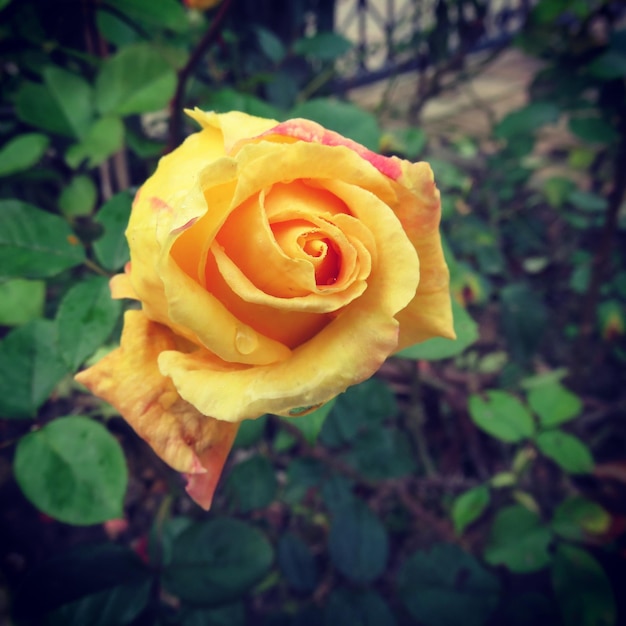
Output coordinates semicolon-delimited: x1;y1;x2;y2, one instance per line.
1;1;625;624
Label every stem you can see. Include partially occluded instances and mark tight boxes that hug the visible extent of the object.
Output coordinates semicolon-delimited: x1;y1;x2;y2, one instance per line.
167;0;234;152
574;131;626;380
406;362;437;477
84;258;110;277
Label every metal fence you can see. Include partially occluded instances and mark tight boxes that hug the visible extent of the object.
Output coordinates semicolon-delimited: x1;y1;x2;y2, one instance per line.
332;0;533;91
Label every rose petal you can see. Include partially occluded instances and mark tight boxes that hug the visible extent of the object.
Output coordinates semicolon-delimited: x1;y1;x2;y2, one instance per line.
75;310;239;509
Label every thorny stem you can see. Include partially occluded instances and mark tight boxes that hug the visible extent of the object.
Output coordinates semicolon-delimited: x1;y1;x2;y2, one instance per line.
167;0;234;153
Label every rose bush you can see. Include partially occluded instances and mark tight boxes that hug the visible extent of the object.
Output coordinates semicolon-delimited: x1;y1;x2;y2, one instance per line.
76;110;454;508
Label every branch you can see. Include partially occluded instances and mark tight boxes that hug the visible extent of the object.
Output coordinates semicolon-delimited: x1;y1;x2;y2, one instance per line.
167;0;234;152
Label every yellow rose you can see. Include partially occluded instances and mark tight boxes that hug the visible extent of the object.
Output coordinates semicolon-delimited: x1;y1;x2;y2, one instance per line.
76;110;454;509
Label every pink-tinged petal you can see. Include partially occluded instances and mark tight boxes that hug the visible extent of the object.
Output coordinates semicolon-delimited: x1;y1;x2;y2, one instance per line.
75;310;239;509
252;118;403;180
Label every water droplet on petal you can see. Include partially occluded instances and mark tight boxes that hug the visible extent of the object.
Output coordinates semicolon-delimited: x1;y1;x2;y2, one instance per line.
235;326;259;355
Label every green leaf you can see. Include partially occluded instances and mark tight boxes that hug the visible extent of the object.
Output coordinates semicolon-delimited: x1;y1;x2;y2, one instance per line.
0;278;45;326
14;416;127;524
328;498;388;584
0;319;68;419
204;87;284;121
254;26;286;63
282;398;336;444
293;32;353;61
65;116;125;169
344;427;416;480
15;82;75;138
495;102;560;139
484;505;552;573
282;458;325;504
162;518;274;606
397;543;501;626
551;495;611;541
0;133;49;177
105;0;189;33
93;190;132;271
232;414;268;448
536;430;594;474
527;382;582;427
96;8;139;47
95;43;177;115
382;127;427;159
587;51;626;80
0;200;85;279
468;391;535;443
500;282;548;363
277;533;318;592
225;455;277;513
289;98;380;150
324;589;398;626
568;190;608;212
42;66;94;139
12;544;152;625
56;276;122;371
59;175;98;218
569;116;618;144
397;298;478;360
320;378;396;447
552;544;616;626
452;485;490;534
544;176;576;208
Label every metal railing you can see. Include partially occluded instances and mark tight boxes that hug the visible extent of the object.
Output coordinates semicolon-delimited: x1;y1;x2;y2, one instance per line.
331;0;533;91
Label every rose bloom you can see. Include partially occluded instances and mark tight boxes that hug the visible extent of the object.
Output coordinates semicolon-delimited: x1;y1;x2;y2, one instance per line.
76;110;454;509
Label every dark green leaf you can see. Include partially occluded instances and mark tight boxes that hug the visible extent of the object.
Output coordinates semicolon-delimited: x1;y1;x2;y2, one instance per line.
495;102;560;139
293;32;353;61
0;278;45;326
587;51;626;80
0;200;85;279
569;116;618;144
536;430;594;474
0;133;49;177
93;190;132;271
568;190;608;212
552;544;616;626
321;474;355;516
551;495;611;541
232;414;268;448
96;8;139;47
203;87;284;120
328;499;388;584
12;544;152;624
0;319;68;418
397;543;500;626
105;0;188;32
95;43;177;115
397;298;478;360
162;518;274;606
289;99;380;150
500;283;547;363
527;382;582;427
344;427;416;479
484;505;552;573
452;485;490;534
59;175;98;218
225;455;277;513
14;416;127;524
57;276;121;371
255;26;286;63
320;378;396;447
278;533;318;592
43;66;93;139
468;391;535;443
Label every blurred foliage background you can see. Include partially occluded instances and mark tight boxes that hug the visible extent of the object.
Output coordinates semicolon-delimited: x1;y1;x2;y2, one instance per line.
1;0;626;624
